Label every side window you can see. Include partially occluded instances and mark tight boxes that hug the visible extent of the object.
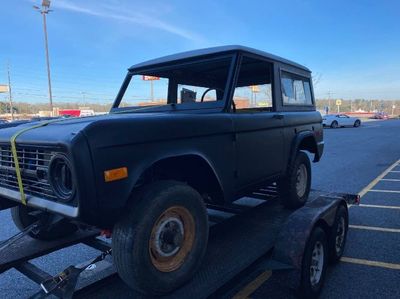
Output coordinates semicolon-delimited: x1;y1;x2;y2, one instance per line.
233;56;273;112
281;72;313;105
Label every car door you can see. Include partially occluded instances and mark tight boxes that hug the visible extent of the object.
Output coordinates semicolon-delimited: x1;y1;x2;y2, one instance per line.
229;56;284;190
339;115;351;126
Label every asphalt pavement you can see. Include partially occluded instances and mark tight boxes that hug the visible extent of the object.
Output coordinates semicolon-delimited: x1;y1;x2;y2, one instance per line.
253;119;400;299
0;119;400;298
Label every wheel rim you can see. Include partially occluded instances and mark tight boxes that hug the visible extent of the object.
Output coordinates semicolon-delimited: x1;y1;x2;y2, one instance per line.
332;122;337;128
296;164;308;198
149;206;195;272
310;241;324;286
335;217;346;254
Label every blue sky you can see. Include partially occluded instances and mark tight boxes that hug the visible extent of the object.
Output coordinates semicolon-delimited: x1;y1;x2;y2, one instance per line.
0;0;399;104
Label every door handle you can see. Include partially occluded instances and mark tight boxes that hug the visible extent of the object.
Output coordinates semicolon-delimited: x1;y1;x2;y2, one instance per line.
273;114;284;120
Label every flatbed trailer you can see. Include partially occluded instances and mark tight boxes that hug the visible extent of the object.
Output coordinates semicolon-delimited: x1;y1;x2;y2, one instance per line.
0;187;359;299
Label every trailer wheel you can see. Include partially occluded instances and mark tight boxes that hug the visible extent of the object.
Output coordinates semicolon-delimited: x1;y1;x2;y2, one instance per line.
299;226;328;299
328;205;348;263
112;180;208;296
11;205;77;240
278;151;311;209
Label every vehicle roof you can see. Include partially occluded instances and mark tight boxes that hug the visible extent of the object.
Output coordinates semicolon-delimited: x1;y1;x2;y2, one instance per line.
129;45;310;72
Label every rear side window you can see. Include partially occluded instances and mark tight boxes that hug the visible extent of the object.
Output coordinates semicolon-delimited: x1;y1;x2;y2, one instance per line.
281;72;313;105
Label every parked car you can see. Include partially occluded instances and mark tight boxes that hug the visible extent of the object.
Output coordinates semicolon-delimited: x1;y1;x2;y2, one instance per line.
322;114;361;128
372;112;389;119
0;46;324;295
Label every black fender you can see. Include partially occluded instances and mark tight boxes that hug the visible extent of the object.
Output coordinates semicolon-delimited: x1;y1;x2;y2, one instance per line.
289;131;319;166
133;152;225;191
271;196;347;288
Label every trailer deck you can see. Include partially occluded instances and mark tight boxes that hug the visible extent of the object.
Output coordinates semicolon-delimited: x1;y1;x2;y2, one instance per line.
0;187;359;298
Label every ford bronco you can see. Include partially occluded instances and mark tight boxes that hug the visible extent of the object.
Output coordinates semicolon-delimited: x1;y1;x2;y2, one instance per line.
0;46;323;295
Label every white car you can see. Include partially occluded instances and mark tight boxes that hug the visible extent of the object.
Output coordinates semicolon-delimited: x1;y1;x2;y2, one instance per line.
322;114;361;128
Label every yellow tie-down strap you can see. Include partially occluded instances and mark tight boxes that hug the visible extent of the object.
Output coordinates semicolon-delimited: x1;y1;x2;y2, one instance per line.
10;119;63;205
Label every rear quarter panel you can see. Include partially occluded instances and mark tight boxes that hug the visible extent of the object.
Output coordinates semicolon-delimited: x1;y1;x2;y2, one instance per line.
282;111;323;168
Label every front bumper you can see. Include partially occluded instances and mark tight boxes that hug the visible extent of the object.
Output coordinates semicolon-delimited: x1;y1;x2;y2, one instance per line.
0;186;79;218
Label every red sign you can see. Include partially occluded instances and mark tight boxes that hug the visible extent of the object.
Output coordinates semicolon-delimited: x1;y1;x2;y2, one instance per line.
142;75;160;81
59;109;81;117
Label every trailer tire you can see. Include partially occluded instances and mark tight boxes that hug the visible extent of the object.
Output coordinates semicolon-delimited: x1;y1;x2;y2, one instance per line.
299;226;328;299
112;180;208;296
278;151;311;209
328;205;348;263
11;205;77;240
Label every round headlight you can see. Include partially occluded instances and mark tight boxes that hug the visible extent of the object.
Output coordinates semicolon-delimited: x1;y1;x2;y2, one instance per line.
49;154;75;202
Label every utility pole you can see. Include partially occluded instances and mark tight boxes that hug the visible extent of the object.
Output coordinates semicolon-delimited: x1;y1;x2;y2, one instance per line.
81;91;86;102
7;63;14;120
150;81;154;101
392;102;396;116
327;91;332;114
33;1;53;114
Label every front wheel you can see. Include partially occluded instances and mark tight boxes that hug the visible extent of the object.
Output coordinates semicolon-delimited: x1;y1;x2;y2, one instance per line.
354;120;361;127
112;180;209;296
278;151;311;209
299;227;328;299
331;121;338;128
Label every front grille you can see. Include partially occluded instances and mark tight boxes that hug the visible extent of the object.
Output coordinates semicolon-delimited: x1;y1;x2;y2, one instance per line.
0;145;57;200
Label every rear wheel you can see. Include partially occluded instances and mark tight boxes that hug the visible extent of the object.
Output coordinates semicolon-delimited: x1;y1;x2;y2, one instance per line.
278;151;311;209
331;121;338;128
354;120;361;127
112;180;208;295
328;205;348;263
11;205;77;240
299;227;328;299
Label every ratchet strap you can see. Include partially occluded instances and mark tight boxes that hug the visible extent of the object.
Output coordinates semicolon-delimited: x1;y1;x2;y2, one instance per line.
10;120;62;205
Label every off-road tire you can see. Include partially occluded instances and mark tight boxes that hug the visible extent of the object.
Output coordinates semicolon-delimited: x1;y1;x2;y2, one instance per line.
328;205;348;263
278;151;311;209
11;205;77;240
112;180;209;296
331;121;338;128
299;227;328;299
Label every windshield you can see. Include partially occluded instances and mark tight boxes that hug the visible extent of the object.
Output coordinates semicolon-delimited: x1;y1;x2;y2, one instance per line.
114;56;233;111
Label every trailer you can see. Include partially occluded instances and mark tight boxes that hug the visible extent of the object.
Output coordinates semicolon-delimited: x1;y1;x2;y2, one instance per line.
0;187;359;299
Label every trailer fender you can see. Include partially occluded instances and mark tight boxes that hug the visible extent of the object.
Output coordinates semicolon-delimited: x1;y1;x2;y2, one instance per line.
271;196;346;288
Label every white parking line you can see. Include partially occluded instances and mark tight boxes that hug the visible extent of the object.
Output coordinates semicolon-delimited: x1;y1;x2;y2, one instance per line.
357;159;400;198
349;225;400;233
341;257;400;270
353;204;400;210
389;171;400;173
369;189;400;194
380;179;400;182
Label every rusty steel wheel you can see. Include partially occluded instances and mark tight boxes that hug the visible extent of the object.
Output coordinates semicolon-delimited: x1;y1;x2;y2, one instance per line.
149;206;195;272
112;180;208;296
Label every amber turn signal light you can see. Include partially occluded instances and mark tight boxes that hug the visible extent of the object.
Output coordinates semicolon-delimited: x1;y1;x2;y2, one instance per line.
104;167;128;182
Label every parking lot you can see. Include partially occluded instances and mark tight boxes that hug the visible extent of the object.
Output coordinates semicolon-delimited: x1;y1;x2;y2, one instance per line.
239;119;400;299
1;119;400;298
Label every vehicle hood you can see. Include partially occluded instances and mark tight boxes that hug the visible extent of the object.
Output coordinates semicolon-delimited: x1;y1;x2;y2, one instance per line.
0;112;233;148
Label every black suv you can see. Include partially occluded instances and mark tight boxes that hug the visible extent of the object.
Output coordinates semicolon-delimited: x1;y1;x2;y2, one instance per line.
0;46;323;295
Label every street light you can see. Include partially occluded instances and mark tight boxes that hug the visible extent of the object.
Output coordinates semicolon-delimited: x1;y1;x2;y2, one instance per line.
33;1;53;113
